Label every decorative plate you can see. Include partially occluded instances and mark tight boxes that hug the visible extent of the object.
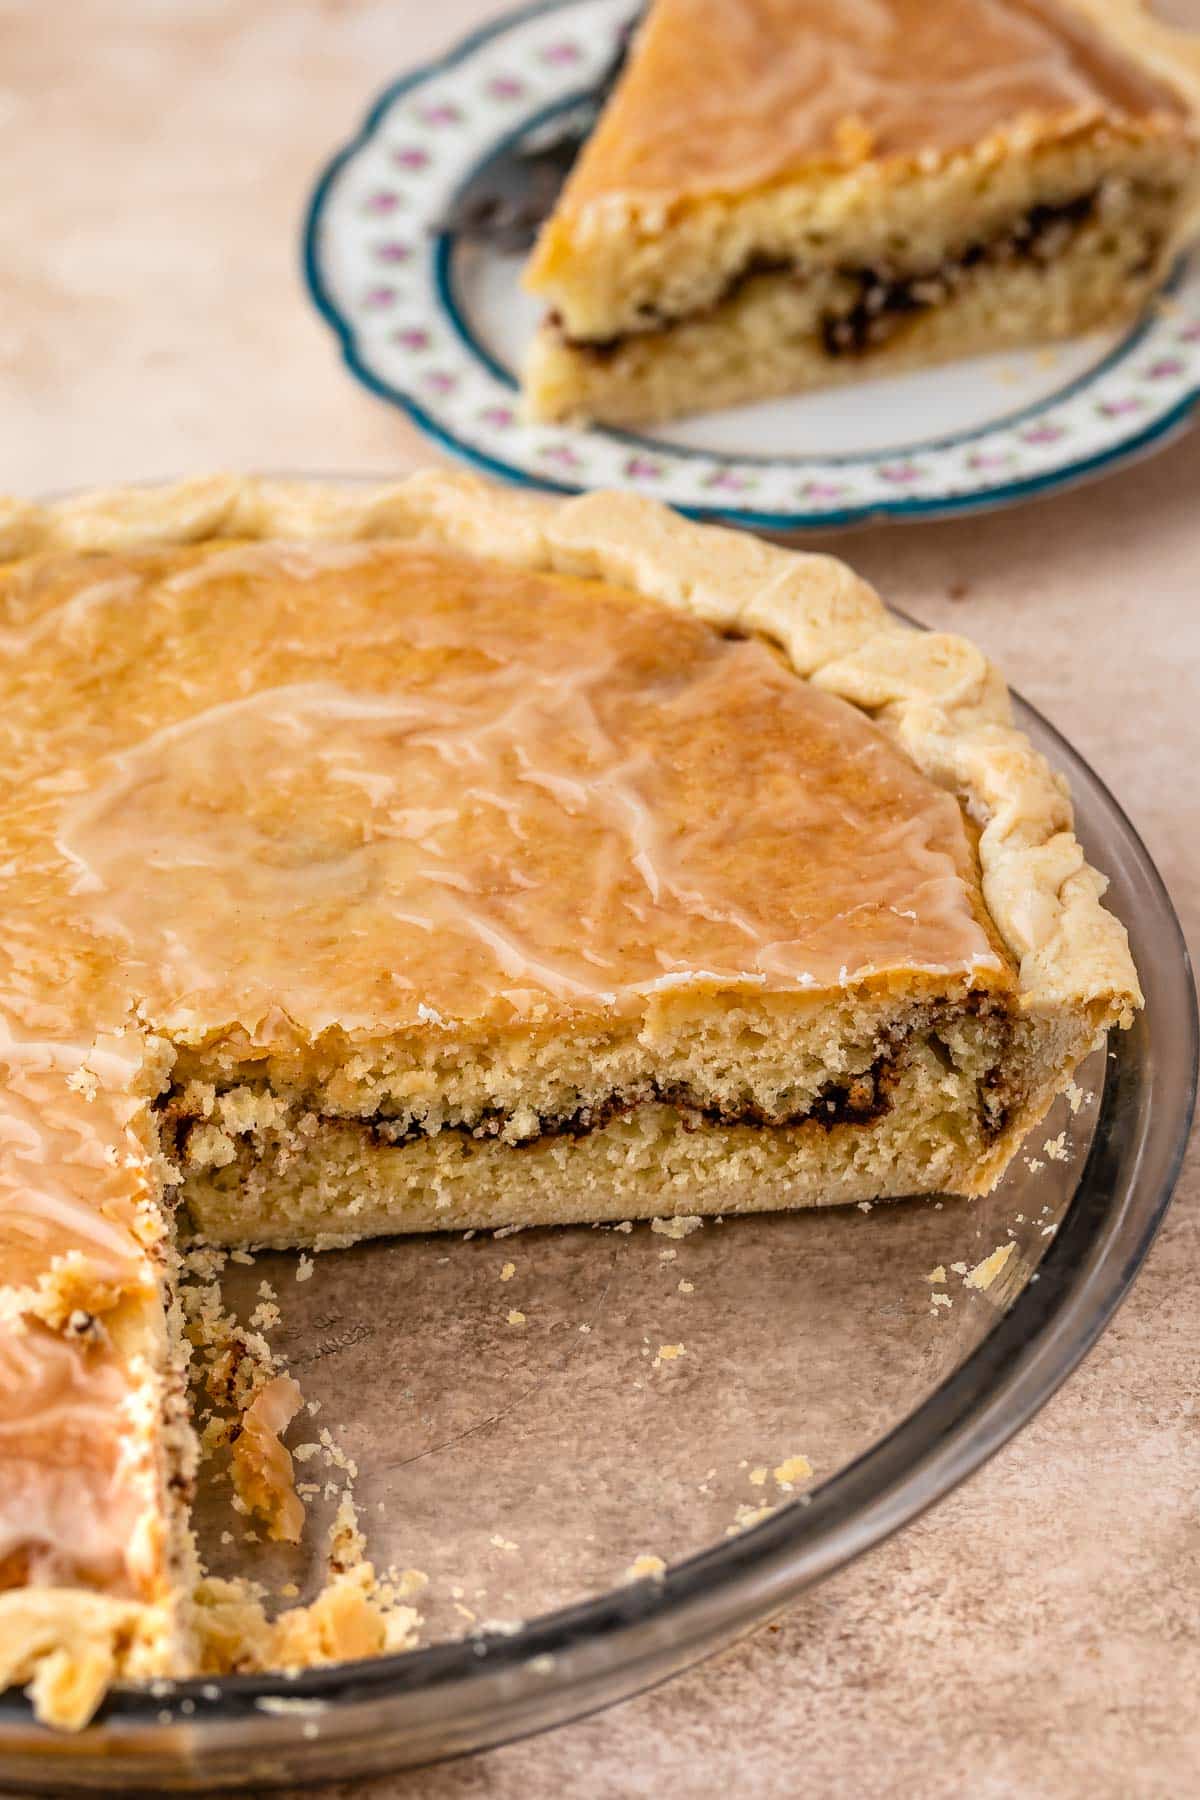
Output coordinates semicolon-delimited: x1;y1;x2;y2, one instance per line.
303;0;1200;529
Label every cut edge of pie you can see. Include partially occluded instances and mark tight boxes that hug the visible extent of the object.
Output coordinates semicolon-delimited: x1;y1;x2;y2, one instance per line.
0;470;1141;1728
522;0;1200;424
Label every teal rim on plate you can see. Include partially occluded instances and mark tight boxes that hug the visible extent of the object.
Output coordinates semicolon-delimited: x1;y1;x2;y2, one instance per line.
302;0;1200;528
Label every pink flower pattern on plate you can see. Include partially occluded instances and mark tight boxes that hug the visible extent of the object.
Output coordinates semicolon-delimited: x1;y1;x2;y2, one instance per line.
702;469;756;493
966;449;1015;471
417;102;462;127
877;462;924;485
540;444;584;469
486;75;526;100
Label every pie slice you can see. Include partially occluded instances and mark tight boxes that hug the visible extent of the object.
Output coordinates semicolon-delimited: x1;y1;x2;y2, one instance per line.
0;472;1139;1726
522;0;1200;424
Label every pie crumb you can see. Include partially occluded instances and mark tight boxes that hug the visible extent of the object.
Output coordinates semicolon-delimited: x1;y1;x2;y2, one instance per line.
622;1553;667;1583
328;1492;367;1573
727;1501;777;1536
965;1242;1016;1291
229;1373;305;1544
773;1455;813;1489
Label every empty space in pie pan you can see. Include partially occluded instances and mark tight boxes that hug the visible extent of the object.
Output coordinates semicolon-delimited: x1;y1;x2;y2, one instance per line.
2;670;1194;1792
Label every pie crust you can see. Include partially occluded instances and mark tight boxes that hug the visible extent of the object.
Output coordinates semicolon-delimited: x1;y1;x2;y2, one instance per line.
0;471;1140;1727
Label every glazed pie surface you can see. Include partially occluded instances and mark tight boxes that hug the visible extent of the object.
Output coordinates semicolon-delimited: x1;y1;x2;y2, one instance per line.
23;540;1004;1036
558;0;1186;202
0;472;1140;1728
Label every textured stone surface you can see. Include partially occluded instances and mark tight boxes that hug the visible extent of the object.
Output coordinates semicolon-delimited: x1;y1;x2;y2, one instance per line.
1;3;1197;1794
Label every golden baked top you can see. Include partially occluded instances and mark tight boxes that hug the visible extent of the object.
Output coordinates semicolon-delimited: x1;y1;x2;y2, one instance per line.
0;471;1140;1622
540;0;1193;212
6;538;1007;1051
0;470;1142;1031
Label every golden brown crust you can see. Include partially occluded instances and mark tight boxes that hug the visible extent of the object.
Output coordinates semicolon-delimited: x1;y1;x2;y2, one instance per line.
535;0;1193;216
1;471;1141;1026
0;1590;175;1731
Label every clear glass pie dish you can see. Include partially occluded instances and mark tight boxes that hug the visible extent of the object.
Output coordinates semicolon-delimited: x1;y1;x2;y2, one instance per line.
0;559;1193;1793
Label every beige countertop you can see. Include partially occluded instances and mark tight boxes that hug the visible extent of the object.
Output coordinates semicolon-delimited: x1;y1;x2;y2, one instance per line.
2;3;1198;1794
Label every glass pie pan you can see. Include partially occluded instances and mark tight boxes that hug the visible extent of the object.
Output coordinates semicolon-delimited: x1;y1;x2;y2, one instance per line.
0;602;1193;1793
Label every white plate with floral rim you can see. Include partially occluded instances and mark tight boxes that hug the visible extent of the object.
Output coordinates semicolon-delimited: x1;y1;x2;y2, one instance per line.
303;0;1200;530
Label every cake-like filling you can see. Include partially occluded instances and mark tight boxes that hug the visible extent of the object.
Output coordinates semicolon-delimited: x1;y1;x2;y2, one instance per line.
156;996;1035;1258
162;1059;900;1166
549;184;1167;360
160;990;1029;1171
161;1006;1048;1254
819;192;1124;357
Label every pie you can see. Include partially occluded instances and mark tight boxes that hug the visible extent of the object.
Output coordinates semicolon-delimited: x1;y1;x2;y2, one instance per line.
0;471;1140;1727
522;0;1200;424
